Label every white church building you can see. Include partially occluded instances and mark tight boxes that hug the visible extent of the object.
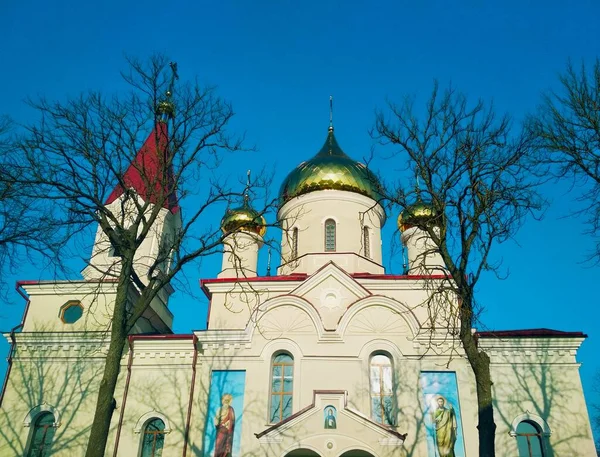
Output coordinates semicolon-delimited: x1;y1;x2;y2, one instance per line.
0;121;596;457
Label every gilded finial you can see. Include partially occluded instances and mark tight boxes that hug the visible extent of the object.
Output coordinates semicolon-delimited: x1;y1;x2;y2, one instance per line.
415;174;422;201
156;61;179;121
329;95;334;132
243;170;251;206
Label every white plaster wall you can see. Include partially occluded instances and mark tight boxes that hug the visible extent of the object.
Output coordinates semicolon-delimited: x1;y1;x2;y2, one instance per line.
21;282;118;332
278;190;386;275
111;339;195;457
219;232;263;278
205;275;458;333
0;335;105;456
401;226;446;273
2;270;596;457
484;340;597;457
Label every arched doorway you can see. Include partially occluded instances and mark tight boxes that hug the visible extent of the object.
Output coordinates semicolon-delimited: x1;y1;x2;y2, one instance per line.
339;451;376;457
285;449;321;457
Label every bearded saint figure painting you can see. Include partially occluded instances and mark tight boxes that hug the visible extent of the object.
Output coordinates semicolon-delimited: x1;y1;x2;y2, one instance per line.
204;370;246;457
214;393;235;457
420;371;465;457
431;396;457;457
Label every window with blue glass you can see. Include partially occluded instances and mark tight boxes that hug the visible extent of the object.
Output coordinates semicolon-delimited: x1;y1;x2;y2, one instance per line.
292;227;299;259
270;353;293;423
59;300;83;324
26;412;55;457
516;421;545;457
140;418;165;457
363;226;371;258
324;219;336;252
370;354;394;426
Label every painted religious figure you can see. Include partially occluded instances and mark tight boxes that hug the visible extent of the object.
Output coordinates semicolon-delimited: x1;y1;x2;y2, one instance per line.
324;406;337;429
204;371;246;457
214;394;235;457
420;372;465;457
431;396;457;457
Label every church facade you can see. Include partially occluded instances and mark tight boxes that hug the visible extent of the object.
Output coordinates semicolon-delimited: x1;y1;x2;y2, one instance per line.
0;124;596;457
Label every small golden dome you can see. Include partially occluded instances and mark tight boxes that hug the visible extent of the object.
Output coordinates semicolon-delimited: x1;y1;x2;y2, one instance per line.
221;203;267;238
398;200;438;231
279;129;383;205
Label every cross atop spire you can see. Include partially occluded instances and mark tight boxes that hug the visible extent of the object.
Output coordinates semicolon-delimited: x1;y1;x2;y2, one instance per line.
156;62;179;121
329;95;334;132
243;170;251;207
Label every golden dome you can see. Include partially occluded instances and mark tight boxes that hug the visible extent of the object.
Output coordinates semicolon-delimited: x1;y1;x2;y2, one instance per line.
221;202;267;237
398;200;438;232
279;129;383;205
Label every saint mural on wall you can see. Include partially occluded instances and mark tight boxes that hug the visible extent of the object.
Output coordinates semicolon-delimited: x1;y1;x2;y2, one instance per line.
204;371;246;457
324;406;337;429
431;396;457;457
214;394;235;457
420;372;465;457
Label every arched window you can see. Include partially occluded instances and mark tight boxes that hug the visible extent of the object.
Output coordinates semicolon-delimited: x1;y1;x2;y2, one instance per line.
140;418;166;457
292;227;299;259
26;412;55;457
516;421;545;457
363;227;371;258
324;219;336;252
270;353;294;423
370;354;394;425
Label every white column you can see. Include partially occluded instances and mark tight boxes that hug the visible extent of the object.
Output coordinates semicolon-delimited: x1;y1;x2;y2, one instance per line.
218;231;263;278
401;226;446;273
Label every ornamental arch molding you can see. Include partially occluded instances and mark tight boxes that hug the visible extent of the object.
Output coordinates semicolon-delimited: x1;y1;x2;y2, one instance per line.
357;339;404;362
281;443;323;457
259;338;304;362
246;295;325;341
23;403;61;427
133;410;172;434
338;448;377;457
509;411;551;437
338;295;420;338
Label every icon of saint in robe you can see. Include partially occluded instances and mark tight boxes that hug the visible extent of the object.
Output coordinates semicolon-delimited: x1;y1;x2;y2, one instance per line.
214;393;235;457
431;396;457;457
324;407;337;429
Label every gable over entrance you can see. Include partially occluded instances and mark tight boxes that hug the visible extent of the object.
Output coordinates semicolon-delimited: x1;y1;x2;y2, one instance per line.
256;391;406;457
291;262;370;330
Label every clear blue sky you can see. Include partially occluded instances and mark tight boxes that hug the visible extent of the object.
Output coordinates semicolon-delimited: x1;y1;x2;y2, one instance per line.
2;0;599;436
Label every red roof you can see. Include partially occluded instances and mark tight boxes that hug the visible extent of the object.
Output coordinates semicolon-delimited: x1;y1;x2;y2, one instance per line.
105;122;179;213
477;328;587;338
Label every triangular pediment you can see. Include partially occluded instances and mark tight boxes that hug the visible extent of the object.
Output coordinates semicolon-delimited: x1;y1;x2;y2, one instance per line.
256;391;406;451
291;262;371;330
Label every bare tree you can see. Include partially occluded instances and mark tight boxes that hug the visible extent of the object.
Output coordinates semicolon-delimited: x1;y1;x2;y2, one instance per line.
374;83;544;457
529;60;600;259
9;55;272;457
0;116;70;300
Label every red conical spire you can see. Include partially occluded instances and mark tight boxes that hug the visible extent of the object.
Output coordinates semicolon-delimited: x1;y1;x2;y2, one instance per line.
105;122;179;213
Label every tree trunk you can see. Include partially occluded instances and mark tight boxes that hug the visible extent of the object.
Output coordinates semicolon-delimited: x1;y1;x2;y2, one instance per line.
460;301;497;457
85;260;133;457
473;352;496;457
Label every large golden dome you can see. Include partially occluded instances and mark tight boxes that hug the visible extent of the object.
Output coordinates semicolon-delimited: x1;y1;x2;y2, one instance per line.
221;200;267;237
279;129;383;205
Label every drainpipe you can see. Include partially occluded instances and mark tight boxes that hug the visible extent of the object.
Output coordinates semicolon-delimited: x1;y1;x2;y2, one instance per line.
0;282;31;407
112;335;134;457
182;334;198;457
